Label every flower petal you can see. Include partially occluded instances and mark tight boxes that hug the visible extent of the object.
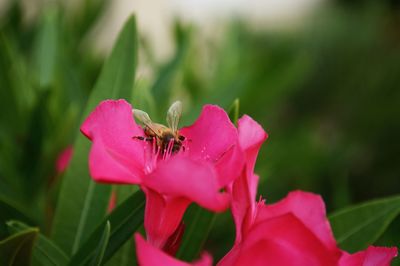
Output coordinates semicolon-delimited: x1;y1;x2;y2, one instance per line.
237;115;268;175
255;190;339;253
228;115;267;243
143;187;190;249
219;214;339;266
339;246;398;266
215;143;245;187
135;233;213;266
230;172;260;244
81;99;145;184
180;105;238;162
144;156;230;212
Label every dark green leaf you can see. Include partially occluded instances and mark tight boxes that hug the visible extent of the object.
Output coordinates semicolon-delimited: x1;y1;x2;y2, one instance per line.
7;221;69;266
69;190;145;265
90;221;110;266
51;15;138;255
104;240;135;266
105;186;138;266
228;98;240;125
329;195;400;252
0;195;38;238
176;205;215;261
0;227;38;266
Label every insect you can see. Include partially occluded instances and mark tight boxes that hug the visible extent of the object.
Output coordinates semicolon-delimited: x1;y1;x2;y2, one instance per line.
133;101;186;154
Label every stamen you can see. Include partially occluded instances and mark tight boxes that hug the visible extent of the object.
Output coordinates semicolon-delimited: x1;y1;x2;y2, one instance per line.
142;136;190;174
143;138;160;174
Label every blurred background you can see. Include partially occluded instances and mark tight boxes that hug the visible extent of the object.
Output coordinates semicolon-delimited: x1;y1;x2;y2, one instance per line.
0;0;399;263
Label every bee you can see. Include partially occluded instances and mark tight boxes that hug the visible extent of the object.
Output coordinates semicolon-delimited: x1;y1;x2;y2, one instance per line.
133;101;186;153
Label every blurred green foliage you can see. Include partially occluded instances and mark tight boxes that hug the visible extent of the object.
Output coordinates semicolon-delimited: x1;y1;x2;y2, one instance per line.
0;0;399;264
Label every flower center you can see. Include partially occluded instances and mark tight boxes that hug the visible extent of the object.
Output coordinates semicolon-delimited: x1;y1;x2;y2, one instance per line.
142;138;189;175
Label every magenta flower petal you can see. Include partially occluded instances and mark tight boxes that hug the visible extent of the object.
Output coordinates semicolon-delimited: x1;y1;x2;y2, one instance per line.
180;105;238;162
230;172;259;244
144;156;230;212
237;115;268;176
143;187;190;249
229;115;267;243
339;246;398;266
135;233;213;266
255;190;338;253
81;99;145;184
215;143;245;187
219;214;339;266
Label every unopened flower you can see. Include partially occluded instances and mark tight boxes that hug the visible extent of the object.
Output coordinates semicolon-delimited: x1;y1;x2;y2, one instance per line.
55;145;73;173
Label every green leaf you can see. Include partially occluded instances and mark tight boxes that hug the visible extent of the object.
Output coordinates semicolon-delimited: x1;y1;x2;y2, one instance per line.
151;22;190;113
73;0;109;38
106;186;138;266
104;240;135;266
7;221;69;266
34;7;59;88
0;227;38;266
228;98;240;125
90;221;110;266
51;15;138;255
69;190;145;265
176;205;215;261
0;195;38;237
329;195;400;252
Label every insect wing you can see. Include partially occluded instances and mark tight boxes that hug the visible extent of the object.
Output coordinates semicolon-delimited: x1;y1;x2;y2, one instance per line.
166;101;182;133
133;109;161;137
133;109;153;125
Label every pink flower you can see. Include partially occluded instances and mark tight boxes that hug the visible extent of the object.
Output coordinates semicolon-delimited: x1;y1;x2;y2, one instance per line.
229;115;268;244
219;190;398;266
55;146;73;173
99;106;396;266
81;99;245;249
221;116;397;266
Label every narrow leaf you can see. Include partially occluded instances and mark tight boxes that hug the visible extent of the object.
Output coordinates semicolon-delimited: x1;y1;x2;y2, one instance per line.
34;7;59;88
228;98;240;125
51;15;138;255
151;22;190;113
90;221;110;266
0;195;38;237
7;221;69;266
176;205;215;261
329;195;400;252
106;186;138;266
69;190;145;265
0;227;38;266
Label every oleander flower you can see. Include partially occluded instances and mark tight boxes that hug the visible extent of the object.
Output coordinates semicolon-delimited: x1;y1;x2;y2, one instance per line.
81;99;245;248
219;190;398;266
139;191;397;266
125;109;396;266
221;118;397;265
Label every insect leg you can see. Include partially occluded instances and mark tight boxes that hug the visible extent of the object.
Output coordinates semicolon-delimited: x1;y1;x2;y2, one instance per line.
132;136;153;142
